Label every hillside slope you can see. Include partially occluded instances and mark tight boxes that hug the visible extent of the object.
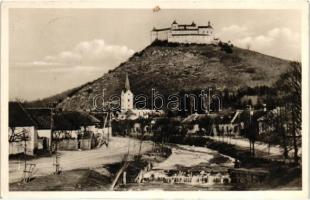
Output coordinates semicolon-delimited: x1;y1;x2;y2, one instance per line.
48;41;291;111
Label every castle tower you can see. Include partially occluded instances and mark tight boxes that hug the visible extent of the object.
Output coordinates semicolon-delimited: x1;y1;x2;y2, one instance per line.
121;73;134;112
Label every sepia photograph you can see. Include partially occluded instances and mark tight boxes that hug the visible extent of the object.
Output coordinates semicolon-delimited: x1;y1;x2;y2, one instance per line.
0;1;309;199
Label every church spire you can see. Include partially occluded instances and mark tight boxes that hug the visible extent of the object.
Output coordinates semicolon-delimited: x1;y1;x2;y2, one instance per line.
125;73;130;91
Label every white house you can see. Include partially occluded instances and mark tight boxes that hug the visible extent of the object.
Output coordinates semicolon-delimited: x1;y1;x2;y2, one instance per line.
26;108;52;151
9;102;38;155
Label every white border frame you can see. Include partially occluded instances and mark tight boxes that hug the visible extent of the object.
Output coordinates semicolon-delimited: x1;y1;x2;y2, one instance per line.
1;0;309;199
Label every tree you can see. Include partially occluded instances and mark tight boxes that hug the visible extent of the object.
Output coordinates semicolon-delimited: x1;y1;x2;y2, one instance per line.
259;110;280;155
111;119;134;136
242;107;259;157
136;117;151;158
197;116;213;136
221;42;233;53
275;61;301;163
153;118;181;151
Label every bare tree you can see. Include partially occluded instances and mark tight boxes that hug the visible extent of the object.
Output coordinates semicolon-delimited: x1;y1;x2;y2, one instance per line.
52;131;62;174
287;62;301;164
9;127;33;182
275;61;301;163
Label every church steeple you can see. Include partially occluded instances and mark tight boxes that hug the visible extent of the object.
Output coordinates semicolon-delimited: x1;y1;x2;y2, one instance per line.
121;73;133;112
125;73;130;91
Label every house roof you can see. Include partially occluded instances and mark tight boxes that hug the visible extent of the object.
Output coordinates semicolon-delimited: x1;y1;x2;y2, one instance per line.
217;115;233;124
238;109;267;123
198;21;213;29
124;73;130;91
178;24;196;27
204;110;237;124
257;107;283;121
198;25;213;29
152;27;170;32
26;108;52;130
53;111;100;131
182;113;207;124
9;102;36;127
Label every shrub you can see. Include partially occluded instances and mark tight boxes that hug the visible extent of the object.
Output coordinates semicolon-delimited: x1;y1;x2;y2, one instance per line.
221;43;233;53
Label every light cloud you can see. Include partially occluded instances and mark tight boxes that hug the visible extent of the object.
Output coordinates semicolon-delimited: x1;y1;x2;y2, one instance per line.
15;39;135;72
221;25;249;36
218;25;300;60
217;25;251;41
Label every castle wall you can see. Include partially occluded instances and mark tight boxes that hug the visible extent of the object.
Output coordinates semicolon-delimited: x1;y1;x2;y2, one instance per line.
198;28;212;35
168;34;214;44
171;30;198;35
151;30;169;41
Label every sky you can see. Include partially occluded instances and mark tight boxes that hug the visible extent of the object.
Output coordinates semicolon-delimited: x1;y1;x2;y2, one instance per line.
9;9;301;101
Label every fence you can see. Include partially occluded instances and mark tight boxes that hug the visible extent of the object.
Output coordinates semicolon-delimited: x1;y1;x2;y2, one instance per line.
56;138;94;150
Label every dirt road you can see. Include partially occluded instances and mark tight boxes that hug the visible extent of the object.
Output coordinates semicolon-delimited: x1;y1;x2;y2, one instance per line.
206;136;301;161
9;137;153;183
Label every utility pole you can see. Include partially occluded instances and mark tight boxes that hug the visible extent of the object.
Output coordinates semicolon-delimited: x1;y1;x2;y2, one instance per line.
51;103;60;174
107;111;112;147
248;105;253;156
208;88;212;112
23;129;27;182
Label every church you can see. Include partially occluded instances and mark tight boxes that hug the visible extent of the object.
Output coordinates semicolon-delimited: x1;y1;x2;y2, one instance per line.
151;20;219;44
120;73;165;120
121;73;134;111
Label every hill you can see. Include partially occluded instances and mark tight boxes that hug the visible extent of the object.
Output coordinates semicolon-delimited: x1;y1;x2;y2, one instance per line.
29;40;292;111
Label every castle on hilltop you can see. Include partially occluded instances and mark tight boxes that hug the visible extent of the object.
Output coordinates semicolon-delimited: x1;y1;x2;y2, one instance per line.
151;20;219;44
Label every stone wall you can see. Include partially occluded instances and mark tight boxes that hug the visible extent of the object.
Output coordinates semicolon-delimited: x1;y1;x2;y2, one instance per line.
56;138;95;150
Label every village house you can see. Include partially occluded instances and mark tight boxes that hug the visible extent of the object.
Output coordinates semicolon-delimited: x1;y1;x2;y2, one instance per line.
9;102;103;154
130;121;152;136
52;111;101;150
212;110;242;137
257;107;285;135
9;102;38;155
237;108;267;137
26;108;52;151
182;113;206;134
180;111;241;136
